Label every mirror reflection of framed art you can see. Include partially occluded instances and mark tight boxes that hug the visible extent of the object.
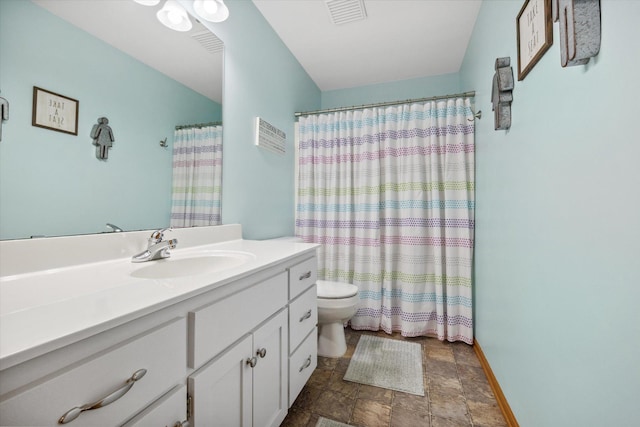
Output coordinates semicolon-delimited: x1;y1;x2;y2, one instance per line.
32;86;79;135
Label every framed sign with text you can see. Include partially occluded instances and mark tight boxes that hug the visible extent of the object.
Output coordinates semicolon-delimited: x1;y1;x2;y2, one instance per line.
517;0;553;80
32;86;79;135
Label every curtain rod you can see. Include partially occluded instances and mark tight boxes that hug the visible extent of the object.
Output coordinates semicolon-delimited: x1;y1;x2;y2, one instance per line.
175;121;222;130
294;91;476;117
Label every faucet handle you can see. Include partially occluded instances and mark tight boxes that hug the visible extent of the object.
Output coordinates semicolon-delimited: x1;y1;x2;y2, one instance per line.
150;227;172;243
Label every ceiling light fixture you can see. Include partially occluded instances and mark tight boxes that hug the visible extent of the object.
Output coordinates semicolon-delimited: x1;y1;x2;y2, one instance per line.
133;0;161;5
157;0;193;32
194;0;229;23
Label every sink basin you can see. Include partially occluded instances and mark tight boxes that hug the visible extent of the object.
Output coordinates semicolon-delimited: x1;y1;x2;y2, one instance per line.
130;251;255;279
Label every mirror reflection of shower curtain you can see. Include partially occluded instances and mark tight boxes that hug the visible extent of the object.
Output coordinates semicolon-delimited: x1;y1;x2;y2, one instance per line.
296;98;475;344
170;125;222;227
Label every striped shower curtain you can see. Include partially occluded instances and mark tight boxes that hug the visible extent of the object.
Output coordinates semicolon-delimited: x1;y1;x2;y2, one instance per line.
296;98;475;343
170;125;223;227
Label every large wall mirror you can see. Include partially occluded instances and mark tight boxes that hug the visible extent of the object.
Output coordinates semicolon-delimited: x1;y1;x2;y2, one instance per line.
0;0;223;240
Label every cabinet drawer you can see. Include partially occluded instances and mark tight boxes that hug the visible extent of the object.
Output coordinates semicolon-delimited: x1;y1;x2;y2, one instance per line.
288;284;317;353
122;385;186;427
189;272;287;369
288;328;317;408
288;257;316;299
0;318;186;427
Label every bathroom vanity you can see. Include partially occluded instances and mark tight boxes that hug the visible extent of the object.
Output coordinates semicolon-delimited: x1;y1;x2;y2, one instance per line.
0;225;318;426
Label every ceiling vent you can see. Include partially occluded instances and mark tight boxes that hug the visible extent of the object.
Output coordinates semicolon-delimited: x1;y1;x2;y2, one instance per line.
191;30;224;54
325;0;367;25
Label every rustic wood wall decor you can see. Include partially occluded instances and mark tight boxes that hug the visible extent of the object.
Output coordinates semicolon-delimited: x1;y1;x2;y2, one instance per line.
492;57;514;131
517;0;553;80
558;0;601;67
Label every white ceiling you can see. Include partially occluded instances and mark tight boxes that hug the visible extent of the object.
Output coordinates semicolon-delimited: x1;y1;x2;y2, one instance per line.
253;0;483;91
31;0;482;100
31;0;223;103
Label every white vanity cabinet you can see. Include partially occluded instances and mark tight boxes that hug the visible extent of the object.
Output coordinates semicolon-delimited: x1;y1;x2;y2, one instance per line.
188;310;288;427
0;235;318;427
185;256;319;426
187;271;289;427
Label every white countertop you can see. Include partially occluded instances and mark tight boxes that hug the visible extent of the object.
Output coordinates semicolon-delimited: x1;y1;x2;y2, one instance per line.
0;232;317;370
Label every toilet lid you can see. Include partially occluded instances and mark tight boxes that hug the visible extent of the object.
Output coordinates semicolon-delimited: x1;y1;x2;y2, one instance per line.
316;280;358;299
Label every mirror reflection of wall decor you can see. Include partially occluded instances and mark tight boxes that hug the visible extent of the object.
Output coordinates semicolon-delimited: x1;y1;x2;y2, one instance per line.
91;117;115;160
492;57;514;131
0;96;8;142
1;0;223;240
557;0;601;67
517;0;553;80
31;86;79;135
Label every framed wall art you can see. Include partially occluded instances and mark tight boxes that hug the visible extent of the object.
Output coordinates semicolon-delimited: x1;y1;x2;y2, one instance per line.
516;0;553;80
32;86;79;135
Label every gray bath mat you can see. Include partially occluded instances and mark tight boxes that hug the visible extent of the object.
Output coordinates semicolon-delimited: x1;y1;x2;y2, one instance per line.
316;417;351;427
343;335;424;396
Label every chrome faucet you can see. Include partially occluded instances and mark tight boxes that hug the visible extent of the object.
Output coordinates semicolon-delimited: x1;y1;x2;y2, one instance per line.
106;223;123;232
131;228;178;263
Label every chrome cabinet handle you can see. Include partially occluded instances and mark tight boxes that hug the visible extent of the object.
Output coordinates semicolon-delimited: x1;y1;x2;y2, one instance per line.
299;309;312;323
256;348;267;358
299;356;312;372
58;368;147;424
246;357;258;368
299;271;311;281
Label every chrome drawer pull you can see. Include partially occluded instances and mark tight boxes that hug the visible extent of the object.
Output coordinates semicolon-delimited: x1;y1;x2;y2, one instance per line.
256;348;267;358
58;368;147;424
246;356;258;368
299;271;311;281
299;310;312;322
299;355;312;372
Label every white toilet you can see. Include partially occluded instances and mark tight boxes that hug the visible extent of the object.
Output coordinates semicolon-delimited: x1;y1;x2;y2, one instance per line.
316;280;359;358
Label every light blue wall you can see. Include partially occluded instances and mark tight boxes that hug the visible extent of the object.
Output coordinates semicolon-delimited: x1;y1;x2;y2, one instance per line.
460;1;640;425
321;72;461;109
191;0;321;239
0;0;221;240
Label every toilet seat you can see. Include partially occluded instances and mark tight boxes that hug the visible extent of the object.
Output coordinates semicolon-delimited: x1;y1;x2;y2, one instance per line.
317;280;358;299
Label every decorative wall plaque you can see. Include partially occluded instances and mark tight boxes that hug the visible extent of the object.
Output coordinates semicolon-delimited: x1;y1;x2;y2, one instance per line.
255;117;286;155
91;117;115;160
32;87;79;135
492;57;514;131
558;0;601;67
517;0;554;80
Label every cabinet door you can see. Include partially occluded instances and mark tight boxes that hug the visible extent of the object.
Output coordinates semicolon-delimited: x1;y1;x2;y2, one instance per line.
188;335;252;427
252;310;288;427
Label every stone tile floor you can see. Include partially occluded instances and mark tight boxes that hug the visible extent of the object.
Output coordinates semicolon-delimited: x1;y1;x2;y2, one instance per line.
281;328;507;427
